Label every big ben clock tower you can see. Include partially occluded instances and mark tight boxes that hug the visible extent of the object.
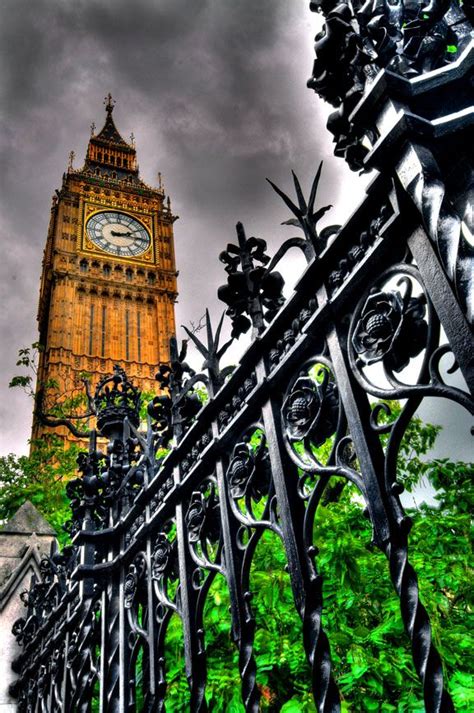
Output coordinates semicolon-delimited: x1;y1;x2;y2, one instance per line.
33;95;178;444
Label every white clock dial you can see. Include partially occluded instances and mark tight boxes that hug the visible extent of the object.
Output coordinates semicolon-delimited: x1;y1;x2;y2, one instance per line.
86;211;151;257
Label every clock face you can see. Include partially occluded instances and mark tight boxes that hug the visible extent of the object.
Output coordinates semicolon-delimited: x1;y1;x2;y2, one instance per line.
86;211;151;257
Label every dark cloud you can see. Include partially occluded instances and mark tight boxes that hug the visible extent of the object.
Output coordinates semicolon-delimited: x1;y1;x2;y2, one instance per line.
1;0;468;461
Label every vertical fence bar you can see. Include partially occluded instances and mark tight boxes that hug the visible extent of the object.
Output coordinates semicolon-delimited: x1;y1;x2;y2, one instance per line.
174;469;208;712
215;450;260;712
257;358;341;712
407;226;474;394
144;419;158;710
326;317;455;711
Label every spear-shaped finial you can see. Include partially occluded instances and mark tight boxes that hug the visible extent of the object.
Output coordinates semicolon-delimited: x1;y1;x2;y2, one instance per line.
266;162;335;257
182;309;234;394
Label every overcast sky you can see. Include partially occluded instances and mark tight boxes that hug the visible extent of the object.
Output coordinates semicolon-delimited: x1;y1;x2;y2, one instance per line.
0;0;470;462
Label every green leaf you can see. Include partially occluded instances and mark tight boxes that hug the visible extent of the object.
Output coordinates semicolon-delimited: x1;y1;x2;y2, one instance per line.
281;699;306;712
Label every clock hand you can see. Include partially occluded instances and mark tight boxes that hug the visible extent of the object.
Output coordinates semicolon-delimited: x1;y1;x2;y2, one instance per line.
110;230;132;237
110;229;146;237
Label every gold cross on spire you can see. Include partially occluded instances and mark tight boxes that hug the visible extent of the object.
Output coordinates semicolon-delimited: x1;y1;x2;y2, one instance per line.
104;93;115;115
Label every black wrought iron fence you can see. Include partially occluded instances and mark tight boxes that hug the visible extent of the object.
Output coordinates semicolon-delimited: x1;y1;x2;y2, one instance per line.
10;1;473;711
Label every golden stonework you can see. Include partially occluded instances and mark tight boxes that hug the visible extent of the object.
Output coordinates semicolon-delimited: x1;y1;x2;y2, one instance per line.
32;100;178;448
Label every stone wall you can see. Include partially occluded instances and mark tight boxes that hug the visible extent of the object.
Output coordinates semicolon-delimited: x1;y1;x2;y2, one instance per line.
0;502;56;712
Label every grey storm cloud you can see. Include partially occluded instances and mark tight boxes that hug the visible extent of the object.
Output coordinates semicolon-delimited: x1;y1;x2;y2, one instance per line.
0;0;352;455
1;0;469;462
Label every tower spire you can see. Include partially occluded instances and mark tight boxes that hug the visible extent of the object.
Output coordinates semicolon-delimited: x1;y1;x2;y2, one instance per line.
83;95;139;175
104;92;115;116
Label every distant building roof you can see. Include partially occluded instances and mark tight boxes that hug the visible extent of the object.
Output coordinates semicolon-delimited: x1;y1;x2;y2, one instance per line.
0;501;56;536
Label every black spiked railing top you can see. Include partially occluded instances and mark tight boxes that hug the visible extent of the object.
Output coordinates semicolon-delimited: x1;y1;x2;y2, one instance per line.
266;162;337;258
8;2;473;710
149;336;204;444
182;309;234;394
218;221;285;338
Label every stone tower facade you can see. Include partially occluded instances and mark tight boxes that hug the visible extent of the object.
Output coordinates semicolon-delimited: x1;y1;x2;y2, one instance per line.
33;95;178;445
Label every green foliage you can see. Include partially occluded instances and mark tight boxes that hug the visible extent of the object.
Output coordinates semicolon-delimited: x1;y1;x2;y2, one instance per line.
139;390;157;425
2;388;471;709
9;342;93;423
315;475;472;711
0;434;81;546
8;375;33;390
159;408;473;711
376;401;441;493
9;343;43;396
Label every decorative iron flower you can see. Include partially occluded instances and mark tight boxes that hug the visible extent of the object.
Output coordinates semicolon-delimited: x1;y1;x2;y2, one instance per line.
179;391;202;423
186;492;206;543
11;618;26;644
50;648;62;676
352;289;427;371
227;441;270;501
152;534;172;577
228;449;251;499
37;665;47;698
124;565;138;609
67;631;79;664
147;394;173;446
186;488;220;543
19;590;30;607
218;224;286;338
39;557;54;584
283;375;339;447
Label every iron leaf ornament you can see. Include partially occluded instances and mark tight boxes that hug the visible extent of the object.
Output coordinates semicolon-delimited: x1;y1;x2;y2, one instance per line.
266;162;339;259
186;487;221;545
182;309;234;394
148;336;203;443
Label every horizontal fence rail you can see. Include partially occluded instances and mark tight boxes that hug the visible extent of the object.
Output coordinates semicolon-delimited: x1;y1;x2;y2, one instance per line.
10;1;473;711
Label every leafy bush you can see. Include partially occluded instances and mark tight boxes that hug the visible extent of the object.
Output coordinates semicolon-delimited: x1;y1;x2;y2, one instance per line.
2;405;471;710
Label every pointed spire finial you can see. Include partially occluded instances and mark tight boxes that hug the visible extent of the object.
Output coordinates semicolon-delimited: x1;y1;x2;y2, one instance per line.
104;93;115;115
90;121;96;137
68;150;75;171
158;172;165;194
130;132;135;146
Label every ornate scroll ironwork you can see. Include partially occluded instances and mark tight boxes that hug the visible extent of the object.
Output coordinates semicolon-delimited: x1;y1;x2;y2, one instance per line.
308;0;474;326
10;1;472;711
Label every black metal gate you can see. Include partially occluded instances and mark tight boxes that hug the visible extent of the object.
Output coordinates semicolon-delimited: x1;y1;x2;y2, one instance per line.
10;1;473;710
